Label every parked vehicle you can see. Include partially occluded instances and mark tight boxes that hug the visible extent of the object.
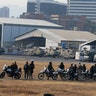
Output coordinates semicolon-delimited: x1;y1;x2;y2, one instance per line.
0;66;21;79
81;70;96;81
67;69;89;81
38;66;58;80
93;73;96;80
54;68;68;80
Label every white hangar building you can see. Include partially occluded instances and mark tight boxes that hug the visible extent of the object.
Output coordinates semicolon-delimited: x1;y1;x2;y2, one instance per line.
0;18;63;49
15;29;96;50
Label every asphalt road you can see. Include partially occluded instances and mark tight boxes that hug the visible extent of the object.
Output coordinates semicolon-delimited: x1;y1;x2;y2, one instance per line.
0;54;75;62
0;55;94;65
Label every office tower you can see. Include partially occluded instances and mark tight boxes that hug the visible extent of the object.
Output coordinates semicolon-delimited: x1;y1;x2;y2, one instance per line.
67;0;96;21
27;0;67;15
0;6;9;17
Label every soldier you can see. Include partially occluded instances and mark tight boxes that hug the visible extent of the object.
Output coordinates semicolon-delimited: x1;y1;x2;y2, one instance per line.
47;61;54;74
73;64;77;73
14;61;18;70
94;64;96;73
23;62;29;79
59;62;65;70
47;61;54;80
69;64;74;80
90;64;94;79
29;61;35;79
77;63;83;80
82;64;86;72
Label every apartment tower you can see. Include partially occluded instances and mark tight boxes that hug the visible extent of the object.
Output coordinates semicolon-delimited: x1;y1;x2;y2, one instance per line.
67;0;96;21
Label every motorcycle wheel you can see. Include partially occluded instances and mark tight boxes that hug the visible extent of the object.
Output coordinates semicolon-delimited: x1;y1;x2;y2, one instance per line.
0;72;5;78
75;76;78;81
38;73;44;80
52;74;58;80
15;73;21;79
61;74;68;80
82;75;87;81
93;77;96;81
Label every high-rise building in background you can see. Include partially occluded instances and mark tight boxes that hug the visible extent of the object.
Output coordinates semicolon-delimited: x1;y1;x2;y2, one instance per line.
27;0;67;15
67;0;96;21
0;6;9;18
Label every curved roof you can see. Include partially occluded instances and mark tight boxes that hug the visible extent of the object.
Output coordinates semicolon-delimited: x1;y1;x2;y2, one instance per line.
15;29;96;43
0;17;63;28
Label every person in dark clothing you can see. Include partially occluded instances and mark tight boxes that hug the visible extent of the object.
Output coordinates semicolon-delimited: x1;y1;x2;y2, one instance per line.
14;61;18;70
77;63;83;80
90;64;95;79
10;63;15;78
29;61;35;79
73;64;77;73
10;62;19;78
78;63;83;71
23;62;29;79
59;62;65;70
47;62;54;80
82;64;86;72
47;61;54;73
94;64;96;73
10;63;14;72
69;64;74;80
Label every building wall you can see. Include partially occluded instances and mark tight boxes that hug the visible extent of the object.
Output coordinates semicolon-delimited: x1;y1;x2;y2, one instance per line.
2;24;34;47
51;15;86;30
27;1;66;15
20;13;46;20
27;2;36;13
40;3;66;15
67;0;96;21
1;22;62;49
0;6;9;17
15;37;46;48
61;40;85;51
46;39;58;48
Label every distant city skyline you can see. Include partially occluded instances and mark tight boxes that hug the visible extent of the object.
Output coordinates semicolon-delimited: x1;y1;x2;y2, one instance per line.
0;0;67;17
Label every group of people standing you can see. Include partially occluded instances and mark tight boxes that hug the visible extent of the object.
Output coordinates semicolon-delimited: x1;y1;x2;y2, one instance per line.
68;63;87;80
68;63;96;80
23;61;35;79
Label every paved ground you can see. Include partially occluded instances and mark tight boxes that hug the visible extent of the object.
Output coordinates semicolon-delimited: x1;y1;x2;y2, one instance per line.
0;54;94;65
0;54;76;62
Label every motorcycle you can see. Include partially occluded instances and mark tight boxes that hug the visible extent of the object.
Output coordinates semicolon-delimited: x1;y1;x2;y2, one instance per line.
38;66;58;80
67;69;78;81
73;70;89;81
69;71;89;81
0;66;22;79
86;70;96;80
54;68;69;80
93;73;96;80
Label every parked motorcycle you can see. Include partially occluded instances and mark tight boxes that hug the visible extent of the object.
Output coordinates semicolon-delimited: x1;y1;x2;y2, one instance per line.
93;73;96;80
0;66;21;79
54;68;68;80
38;66;58;80
86;70;96;80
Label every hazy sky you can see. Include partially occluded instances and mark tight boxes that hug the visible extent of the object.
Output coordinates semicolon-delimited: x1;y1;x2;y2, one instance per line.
0;0;67;17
